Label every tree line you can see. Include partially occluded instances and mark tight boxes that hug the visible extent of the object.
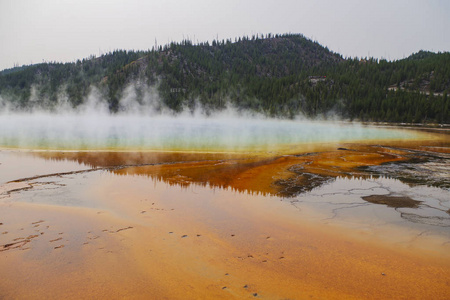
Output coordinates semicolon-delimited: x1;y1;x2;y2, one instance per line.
0;34;448;123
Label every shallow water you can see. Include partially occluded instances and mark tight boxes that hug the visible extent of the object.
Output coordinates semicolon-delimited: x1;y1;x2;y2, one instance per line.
0;126;449;299
291;176;449;246
1;148;448;250
0;151;91;184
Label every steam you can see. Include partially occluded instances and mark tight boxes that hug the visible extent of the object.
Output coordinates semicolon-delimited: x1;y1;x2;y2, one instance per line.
0;83;418;152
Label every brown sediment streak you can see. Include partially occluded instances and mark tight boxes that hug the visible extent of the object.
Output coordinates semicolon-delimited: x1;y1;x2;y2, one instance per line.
1;233;41;252
108;226;133;233
0;184;33;196
362;194;423;208
1;240;30;251
49;237;62;243
7;168;104;183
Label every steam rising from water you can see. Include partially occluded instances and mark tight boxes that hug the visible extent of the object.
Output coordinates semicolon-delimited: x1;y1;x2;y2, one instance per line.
0;110;417;152
0;82;422;152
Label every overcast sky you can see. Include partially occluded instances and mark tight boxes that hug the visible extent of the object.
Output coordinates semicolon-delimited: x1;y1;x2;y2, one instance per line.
0;0;449;71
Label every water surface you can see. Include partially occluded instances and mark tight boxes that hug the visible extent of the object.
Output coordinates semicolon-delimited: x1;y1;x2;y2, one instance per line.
0;113;422;151
0;119;449;299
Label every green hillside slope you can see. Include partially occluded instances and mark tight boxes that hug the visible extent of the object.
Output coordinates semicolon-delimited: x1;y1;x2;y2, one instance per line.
0;34;448;123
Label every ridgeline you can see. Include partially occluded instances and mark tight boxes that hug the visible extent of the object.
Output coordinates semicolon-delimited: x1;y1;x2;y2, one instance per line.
0;33;449;123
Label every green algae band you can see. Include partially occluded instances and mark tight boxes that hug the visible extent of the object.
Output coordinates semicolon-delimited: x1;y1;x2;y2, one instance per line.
0;113;419;151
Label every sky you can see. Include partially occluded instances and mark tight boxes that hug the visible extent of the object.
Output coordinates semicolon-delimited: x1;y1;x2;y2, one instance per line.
0;0;449;71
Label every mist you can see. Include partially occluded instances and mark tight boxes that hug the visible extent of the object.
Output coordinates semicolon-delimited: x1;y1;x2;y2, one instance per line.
0;85;417;152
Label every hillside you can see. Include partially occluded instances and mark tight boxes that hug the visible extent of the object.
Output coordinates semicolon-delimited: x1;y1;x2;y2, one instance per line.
0;33;449;123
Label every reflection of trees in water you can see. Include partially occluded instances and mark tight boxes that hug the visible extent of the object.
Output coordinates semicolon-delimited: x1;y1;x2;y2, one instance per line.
8;144;450;228
29;144;449;206
111;157;279;197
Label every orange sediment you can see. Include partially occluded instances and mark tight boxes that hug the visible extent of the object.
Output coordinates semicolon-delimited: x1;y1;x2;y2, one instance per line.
1;180;449;299
0;134;449;299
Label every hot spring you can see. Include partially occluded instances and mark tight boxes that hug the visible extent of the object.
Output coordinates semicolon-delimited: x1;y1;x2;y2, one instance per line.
0;113;420;151
1;111;449;300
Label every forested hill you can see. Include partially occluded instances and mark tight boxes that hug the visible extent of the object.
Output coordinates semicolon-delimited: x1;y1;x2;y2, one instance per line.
0;33;449;123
